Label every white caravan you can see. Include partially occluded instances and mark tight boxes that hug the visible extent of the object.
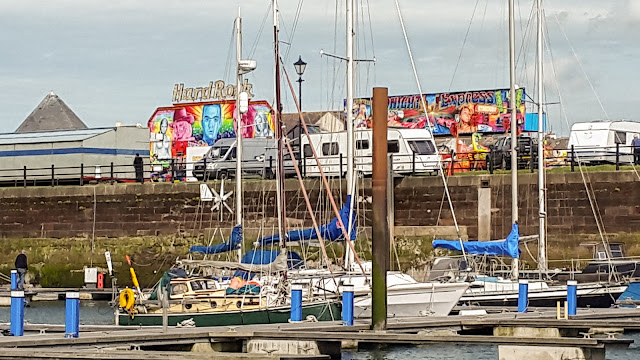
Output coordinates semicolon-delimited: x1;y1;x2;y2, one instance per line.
299;128;440;177
568;120;640;164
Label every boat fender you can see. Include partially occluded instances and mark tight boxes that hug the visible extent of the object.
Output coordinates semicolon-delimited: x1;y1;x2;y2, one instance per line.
119;288;136;311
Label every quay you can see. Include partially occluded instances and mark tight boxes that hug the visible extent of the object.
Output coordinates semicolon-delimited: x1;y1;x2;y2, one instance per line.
0;308;636;359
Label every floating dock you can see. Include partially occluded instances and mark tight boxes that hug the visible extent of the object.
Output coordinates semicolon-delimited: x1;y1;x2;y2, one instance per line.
0;307;636;359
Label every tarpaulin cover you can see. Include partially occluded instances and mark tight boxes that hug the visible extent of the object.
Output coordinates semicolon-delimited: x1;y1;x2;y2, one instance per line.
257;195;356;246
190;225;242;254
432;223;520;259
234;250;304;280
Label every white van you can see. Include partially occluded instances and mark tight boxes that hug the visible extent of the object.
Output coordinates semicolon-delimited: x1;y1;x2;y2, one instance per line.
193;138;279;180
299;128;441;177
568;121;640;164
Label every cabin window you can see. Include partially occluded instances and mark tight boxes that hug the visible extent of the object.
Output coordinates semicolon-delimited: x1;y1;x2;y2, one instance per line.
303;144;313;158
614;131;626;144
171;283;188;295
227;147;237;160
322;142;339;156
609;244;624;258
190;281;203;291
409;140;436;155
387;140;400;153
356;140;370;150
210;147;228;160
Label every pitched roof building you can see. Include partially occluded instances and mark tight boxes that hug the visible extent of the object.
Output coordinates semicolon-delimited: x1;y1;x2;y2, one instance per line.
15;91;87;133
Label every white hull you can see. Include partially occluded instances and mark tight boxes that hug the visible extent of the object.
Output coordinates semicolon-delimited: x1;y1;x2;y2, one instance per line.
290;270;468;318
353;282;469;318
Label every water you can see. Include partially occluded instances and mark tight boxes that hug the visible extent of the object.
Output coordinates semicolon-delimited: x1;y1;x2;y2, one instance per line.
1;301;638;359
0;300;115;325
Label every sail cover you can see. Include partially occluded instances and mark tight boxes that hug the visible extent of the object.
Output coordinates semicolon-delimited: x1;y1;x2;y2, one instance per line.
257;195;356;246
432;223;520;259
189;225;242;254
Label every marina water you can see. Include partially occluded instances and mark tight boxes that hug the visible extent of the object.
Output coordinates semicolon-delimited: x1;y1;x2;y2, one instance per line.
0;301;638;359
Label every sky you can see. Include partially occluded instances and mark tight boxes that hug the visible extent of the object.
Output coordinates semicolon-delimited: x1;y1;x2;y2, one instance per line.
1;0;638;136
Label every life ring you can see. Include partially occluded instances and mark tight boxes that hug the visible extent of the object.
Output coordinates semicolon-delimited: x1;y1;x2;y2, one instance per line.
119;288;135;310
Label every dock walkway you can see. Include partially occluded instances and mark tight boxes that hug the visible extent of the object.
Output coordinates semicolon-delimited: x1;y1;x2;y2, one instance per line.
0;307;636;359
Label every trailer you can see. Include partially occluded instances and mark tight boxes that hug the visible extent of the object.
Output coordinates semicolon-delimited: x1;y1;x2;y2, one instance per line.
299;128;441;177
568;120;640;164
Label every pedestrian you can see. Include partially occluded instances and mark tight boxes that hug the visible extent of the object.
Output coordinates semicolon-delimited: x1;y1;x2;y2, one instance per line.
133;153;144;183
632;134;640;165
14;250;27;290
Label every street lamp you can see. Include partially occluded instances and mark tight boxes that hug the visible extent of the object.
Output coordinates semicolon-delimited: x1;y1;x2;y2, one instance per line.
294;56;307;161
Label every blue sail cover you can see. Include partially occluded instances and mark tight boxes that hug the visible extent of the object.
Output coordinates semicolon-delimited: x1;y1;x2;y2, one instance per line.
257;195;356;246
432;223;520;259
234;250;304;279
190;225;243;254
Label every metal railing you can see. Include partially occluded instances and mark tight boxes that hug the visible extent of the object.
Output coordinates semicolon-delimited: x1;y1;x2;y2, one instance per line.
0;144;638;187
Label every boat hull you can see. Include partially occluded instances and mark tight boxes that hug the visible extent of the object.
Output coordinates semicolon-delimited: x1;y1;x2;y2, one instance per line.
460;284;627;308
117;301;341;327
354;282;469;318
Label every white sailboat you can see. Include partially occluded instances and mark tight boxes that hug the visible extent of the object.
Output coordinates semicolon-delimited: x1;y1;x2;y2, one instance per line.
432;0;627;308
280;0;468;318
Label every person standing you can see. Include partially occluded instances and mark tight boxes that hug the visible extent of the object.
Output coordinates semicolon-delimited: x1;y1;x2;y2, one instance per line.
133;153;144;183
632;134;640;165
14;250;27;290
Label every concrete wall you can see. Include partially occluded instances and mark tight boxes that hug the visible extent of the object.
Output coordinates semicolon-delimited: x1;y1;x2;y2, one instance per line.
0;171;639;242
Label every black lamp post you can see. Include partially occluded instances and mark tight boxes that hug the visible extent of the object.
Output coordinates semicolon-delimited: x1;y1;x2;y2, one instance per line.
294;56;307;162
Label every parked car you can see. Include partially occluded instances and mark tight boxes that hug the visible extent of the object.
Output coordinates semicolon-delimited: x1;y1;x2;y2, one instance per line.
487;135;538;170
193;138;279;180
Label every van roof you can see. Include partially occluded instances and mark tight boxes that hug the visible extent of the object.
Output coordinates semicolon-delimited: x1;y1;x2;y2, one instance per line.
570;120;640;131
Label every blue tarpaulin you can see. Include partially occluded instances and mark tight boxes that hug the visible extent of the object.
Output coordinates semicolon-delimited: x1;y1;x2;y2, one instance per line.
190;225;242;254
257;195;356;246
234;250;304;279
432;223;521;259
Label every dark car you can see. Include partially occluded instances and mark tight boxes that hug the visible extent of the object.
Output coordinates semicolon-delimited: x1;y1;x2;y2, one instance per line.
487;135;538;170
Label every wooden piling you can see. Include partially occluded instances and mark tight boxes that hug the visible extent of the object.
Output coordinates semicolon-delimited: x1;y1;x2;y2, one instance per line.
371;87;389;331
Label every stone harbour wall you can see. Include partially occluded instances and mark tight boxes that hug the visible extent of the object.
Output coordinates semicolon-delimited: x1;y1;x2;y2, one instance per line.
0;171;639;241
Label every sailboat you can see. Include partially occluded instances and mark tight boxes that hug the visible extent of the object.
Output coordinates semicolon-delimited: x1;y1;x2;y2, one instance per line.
115;5;341;326
255;0;468;319
431;0;627;309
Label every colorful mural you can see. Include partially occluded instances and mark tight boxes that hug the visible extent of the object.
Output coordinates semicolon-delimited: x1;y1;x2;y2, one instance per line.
148;100;274;164
351;88;526;135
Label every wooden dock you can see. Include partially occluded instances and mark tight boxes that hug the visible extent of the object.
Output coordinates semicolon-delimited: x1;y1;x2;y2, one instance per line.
0;307;636;359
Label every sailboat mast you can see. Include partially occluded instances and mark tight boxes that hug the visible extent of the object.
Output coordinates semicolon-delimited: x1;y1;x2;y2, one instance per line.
508;0;519;280
273;0;287;247
345;0;355;269
235;9;244;261
536;0;547;273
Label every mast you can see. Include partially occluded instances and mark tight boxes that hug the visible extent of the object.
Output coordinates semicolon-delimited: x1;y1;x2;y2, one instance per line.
344;0;356;270
536;0;547;273
273;0;287;247
509;0;519;280
235;9;244;262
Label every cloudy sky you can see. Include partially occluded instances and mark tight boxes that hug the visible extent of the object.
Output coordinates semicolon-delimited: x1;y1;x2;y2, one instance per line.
1;0;638;135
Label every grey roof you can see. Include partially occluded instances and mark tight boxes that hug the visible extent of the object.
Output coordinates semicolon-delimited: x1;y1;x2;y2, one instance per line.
0;128;112;145
15;91;88;133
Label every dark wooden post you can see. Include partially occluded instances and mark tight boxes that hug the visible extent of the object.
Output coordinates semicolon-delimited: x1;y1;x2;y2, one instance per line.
571;145;575;172
616;143;620;171
371;87;389;331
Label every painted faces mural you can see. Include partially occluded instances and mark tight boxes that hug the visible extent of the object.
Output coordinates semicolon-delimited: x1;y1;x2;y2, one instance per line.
352;88;526;135
148;100;274;164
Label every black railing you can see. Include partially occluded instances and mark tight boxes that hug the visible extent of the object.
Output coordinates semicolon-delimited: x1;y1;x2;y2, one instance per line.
0;144;638;187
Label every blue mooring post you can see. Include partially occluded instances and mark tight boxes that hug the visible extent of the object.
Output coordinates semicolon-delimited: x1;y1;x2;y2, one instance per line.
290;284;303;322
567;280;577;316
10;290;24;336
65;292;80;338
10;270;17;290
342;284;354;326
518;279;528;313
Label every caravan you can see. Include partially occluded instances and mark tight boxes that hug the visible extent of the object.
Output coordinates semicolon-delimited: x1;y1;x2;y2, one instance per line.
299;128;440;177
568;121;640;164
